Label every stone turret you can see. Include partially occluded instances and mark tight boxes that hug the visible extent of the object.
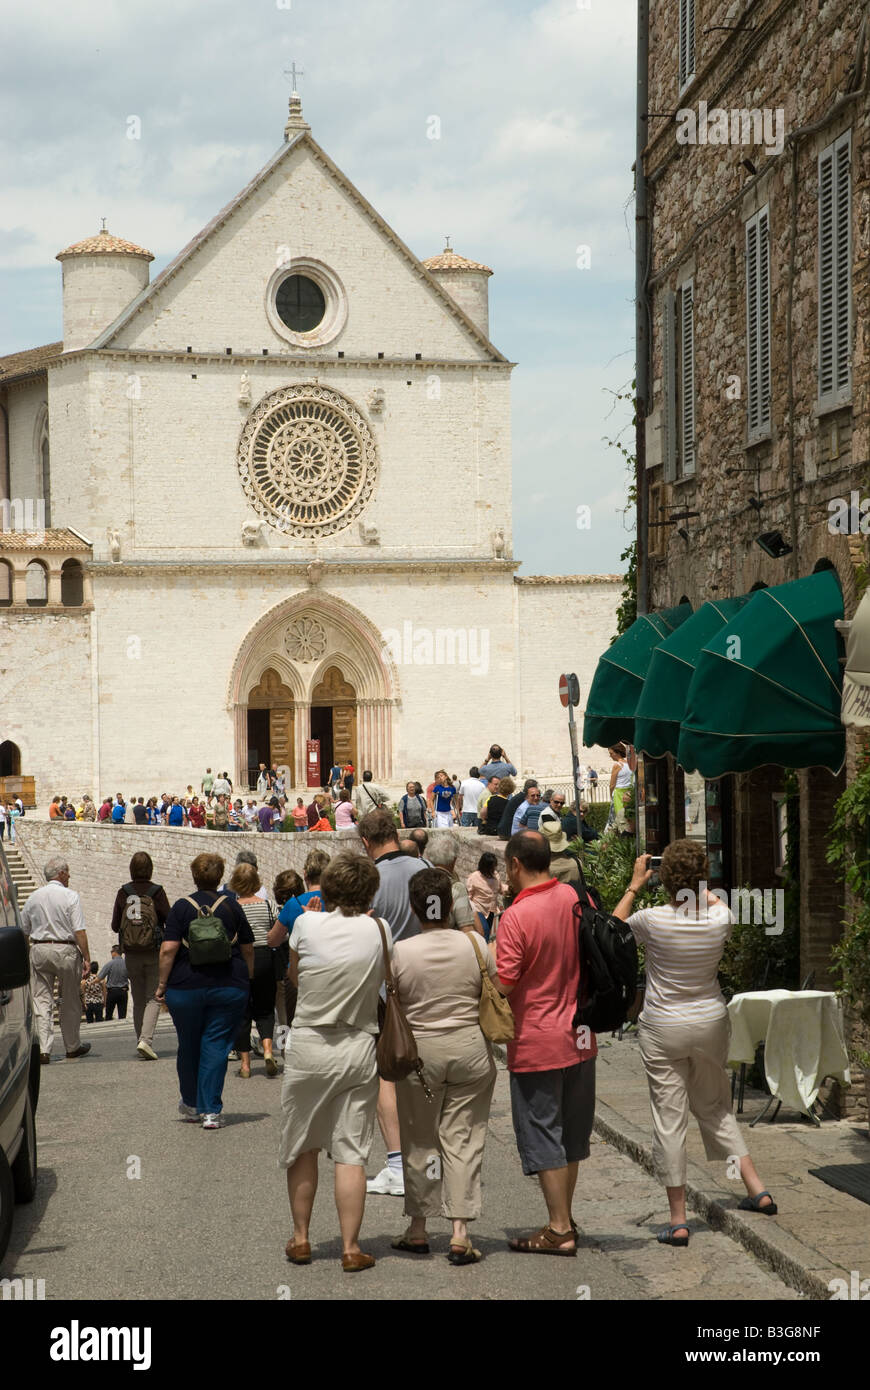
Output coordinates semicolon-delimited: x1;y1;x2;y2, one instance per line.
56;227;154;351
422;242;493;339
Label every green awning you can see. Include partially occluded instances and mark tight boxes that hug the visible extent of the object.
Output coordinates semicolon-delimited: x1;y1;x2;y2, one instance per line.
634;596;751;758
677;571;845;777
583;602;693;749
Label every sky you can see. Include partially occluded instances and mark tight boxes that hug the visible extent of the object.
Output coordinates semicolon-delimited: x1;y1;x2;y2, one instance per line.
0;0;637;576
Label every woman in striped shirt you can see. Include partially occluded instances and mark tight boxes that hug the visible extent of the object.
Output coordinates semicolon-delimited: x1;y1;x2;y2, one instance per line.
230;862;280;1078
613;839;776;1246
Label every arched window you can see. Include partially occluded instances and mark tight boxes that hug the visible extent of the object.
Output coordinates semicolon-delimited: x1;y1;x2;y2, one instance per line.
41;435;51;527
0;741;20;776
0;559;11;607
61;558;84;606
25;559;47;606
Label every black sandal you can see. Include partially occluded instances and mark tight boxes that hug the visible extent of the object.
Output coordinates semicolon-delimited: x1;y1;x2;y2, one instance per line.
391;1230;430;1255
738;1190;778;1215
657;1224;690;1246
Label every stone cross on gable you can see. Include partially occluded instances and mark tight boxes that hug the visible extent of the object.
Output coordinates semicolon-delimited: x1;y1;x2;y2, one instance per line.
284;62;304;92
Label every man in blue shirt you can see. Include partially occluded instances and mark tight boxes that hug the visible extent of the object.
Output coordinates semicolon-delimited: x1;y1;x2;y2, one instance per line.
168;798;185;827
515;785;544;833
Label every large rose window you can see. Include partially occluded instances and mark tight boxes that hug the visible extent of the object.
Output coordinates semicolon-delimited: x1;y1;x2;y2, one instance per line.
237;384;379;538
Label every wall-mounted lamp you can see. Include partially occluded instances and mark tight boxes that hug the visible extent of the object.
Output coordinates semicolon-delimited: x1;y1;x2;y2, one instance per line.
755;530;792;559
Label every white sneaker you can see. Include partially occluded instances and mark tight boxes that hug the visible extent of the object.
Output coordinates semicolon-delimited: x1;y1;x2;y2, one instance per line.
227;1050;239;1061
201;1113;223;1130
178;1102;201;1122
366;1165;404;1196
137;1040;158;1061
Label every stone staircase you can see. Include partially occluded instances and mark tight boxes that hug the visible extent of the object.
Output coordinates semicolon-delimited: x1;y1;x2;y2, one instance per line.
5;843;39;910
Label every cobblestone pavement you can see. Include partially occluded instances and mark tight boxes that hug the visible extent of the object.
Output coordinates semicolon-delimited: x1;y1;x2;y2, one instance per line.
4;1017;800;1302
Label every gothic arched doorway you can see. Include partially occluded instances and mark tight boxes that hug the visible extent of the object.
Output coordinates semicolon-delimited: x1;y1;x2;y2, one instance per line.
247;669;295;783
311;666;357;775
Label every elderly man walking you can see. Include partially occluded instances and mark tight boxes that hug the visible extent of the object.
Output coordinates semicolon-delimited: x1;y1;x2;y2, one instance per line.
20;856;92;1063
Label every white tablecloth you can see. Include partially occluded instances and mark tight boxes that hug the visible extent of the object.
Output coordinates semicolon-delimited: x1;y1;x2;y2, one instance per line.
727;990;851;1117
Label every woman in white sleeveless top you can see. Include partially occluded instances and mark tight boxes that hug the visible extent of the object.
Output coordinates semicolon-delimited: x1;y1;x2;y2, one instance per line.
612;840;777;1246
607;743;633;830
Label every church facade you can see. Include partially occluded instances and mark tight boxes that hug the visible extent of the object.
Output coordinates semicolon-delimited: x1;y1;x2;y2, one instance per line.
0;96;620;798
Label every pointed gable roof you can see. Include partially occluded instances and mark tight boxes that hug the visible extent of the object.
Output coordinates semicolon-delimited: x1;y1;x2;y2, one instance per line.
92;129;508;363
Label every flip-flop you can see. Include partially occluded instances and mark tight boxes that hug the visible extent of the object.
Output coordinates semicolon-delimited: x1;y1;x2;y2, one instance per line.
657;1224;690;1246
508;1225;576;1256
739;1191;778;1215
391;1231;430;1255
448;1237;482;1266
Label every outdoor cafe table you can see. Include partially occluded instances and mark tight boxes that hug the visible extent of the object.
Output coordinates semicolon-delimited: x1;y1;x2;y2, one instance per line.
727;990;851;1121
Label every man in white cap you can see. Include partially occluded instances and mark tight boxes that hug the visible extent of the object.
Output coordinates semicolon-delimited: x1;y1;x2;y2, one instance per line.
538;809;582;887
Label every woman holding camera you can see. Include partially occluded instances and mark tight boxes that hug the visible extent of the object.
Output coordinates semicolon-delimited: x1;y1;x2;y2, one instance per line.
612;839;776;1246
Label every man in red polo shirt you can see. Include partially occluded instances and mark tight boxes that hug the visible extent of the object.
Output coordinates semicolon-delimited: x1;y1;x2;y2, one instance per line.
496;829;596;1256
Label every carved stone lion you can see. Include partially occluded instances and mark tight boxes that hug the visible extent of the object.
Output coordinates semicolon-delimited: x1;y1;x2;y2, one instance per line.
358;522;379;545
241;519;264;546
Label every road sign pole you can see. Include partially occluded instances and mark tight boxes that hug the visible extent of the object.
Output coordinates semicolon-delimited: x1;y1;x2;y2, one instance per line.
567;703;581;827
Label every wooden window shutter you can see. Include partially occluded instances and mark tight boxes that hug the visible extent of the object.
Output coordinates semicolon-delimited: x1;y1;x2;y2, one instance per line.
662;290;677;482
680;280;696;476
746;207;771;437
819;131;852;405
834;134;852;397
679;0;695;90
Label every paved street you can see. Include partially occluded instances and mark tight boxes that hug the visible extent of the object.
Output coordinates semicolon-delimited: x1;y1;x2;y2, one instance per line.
5;1017;799;1302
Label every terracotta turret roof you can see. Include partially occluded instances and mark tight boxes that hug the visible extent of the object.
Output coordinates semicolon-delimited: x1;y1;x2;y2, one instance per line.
56;228;154;261
422;249;493;275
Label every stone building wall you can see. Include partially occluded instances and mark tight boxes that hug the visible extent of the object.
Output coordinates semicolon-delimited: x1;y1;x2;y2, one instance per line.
644;0;869;990
515;577;622;780
16;821;500;965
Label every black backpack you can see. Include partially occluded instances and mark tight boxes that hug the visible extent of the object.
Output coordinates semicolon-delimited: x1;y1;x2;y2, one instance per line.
571;866;638;1034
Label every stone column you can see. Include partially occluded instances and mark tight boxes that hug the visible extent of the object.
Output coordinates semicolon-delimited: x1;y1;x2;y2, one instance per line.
11;564;27;606
295;703;310;789
234;704;248;789
380;706;391;783
357;699;371;774
47;564;62;607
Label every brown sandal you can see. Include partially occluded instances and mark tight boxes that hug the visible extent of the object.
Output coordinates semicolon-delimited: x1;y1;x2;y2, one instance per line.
508;1225;576;1256
285;1239;312;1264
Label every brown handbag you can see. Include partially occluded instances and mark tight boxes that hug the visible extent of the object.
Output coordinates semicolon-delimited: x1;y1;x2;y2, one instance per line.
374;919;433;1101
467;931;515;1042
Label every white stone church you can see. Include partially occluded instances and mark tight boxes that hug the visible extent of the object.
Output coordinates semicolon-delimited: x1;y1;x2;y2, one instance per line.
0;94;619;800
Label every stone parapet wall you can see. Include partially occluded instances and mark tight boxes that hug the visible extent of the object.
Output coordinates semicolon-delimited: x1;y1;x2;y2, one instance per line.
17;822;503;963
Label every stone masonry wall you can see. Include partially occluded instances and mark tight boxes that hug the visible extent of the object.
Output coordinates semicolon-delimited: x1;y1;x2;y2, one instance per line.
16;821;502;964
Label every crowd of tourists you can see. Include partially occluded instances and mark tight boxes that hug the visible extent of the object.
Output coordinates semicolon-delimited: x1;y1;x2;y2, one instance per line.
41;744;608;844
19;761;779;1270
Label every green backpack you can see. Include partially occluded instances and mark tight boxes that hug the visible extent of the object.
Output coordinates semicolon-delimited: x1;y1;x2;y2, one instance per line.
182;895;236;965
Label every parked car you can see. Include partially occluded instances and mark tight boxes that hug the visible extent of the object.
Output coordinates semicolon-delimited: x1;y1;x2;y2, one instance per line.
0;843;39;1266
